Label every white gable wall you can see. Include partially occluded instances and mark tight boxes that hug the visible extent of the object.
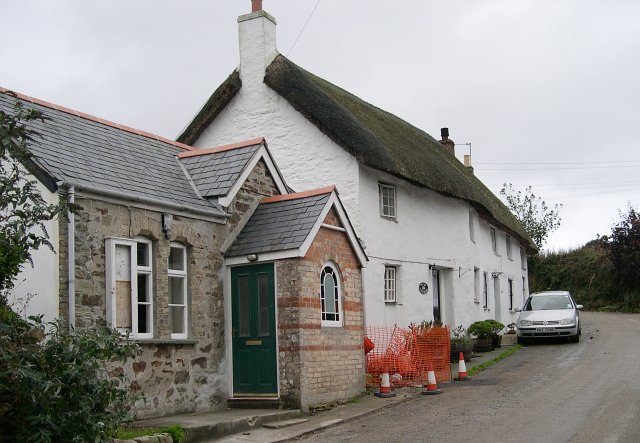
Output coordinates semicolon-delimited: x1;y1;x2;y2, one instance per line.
9;173;60;324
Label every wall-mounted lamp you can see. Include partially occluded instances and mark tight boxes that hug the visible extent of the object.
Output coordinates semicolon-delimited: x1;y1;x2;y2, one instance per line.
162;213;173;240
246;254;258;262
491;272;502;278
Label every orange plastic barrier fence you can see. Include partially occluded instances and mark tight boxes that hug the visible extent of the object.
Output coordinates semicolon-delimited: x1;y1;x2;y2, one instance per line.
365;324;450;388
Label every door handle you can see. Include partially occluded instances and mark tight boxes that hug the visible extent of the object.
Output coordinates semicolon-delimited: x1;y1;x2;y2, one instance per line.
232;327;238;338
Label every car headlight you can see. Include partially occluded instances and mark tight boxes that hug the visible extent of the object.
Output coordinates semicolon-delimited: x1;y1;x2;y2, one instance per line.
519;320;532;327
559;318;573;325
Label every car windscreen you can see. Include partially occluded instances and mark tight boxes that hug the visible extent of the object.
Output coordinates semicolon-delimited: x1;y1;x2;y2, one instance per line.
524;295;573;311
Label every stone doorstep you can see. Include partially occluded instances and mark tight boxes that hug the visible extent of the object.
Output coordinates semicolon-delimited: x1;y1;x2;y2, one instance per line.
183;409;302;443
262;418;311;429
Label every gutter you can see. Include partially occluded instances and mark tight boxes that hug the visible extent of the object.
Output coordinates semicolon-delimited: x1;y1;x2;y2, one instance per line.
67;186;75;331
57;180;229;220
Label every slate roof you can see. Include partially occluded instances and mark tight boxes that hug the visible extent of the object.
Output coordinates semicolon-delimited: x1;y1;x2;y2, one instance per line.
177;56;535;251
225;189;332;257
179;143;260;198
0;89;226;217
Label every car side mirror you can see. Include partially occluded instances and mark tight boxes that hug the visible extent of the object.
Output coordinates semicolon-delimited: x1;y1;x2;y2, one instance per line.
576;305;583;310
514;307;521;312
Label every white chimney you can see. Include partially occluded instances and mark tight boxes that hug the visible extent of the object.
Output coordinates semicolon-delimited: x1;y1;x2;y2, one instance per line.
238;1;278;86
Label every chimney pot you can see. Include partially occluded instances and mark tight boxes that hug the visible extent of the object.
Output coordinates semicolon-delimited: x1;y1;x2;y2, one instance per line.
439;127;455;156
252;0;262;12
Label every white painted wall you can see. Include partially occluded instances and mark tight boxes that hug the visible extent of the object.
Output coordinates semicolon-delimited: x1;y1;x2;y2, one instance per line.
188;10;530;332
9;173;60;324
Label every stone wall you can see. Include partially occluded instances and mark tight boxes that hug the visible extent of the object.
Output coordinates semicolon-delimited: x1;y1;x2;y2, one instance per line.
276;208;365;410
57;159;280;419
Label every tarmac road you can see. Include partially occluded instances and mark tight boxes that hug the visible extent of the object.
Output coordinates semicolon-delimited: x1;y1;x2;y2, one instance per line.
299;312;640;443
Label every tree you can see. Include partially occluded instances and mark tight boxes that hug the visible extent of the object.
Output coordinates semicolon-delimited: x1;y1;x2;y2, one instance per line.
500;183;563;249
605;204;640;291
0;98;66;295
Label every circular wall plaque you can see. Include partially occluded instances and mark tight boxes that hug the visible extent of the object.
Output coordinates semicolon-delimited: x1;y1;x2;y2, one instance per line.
419;282;429;294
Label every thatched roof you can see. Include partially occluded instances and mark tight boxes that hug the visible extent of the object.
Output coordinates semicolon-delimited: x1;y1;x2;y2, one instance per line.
177;55;535;250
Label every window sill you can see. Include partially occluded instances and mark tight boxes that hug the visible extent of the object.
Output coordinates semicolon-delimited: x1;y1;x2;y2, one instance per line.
384;301;397;305
129;338;198;345
474;299;480;304
379;215;398;223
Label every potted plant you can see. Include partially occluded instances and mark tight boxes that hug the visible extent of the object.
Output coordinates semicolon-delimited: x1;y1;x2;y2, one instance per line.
506;322;516;334
449;325;473;362
467;320;494;352
486;319;505;348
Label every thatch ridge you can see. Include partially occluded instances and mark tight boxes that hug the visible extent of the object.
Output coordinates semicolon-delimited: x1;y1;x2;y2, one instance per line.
176;70;241;145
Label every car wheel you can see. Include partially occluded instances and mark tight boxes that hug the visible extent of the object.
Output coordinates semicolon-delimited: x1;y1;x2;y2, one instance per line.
570;334;579;343
517;336;527;345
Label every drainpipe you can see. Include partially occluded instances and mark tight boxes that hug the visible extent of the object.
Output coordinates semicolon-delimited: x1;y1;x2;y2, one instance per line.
67;186;75;331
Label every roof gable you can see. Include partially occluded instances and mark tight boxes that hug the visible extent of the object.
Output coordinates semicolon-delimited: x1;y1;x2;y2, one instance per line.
178;138;289;207
225;187;367;266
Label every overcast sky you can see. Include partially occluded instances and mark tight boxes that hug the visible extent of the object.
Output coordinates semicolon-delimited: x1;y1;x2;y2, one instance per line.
2;1;639;251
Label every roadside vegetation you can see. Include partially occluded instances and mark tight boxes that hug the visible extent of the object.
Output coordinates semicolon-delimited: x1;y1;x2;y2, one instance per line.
501;183;639;313
529;205;640;313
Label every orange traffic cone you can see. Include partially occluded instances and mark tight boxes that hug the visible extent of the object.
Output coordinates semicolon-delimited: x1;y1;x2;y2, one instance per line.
456;351;470;381
421;362;442;395
374;368;397;398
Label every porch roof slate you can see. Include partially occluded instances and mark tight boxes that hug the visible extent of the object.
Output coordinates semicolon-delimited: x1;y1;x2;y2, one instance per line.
225;191;331;257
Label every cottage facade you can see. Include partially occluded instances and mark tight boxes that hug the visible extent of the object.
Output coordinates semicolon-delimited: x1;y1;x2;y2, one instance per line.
177;5;536;331
1;88;367;417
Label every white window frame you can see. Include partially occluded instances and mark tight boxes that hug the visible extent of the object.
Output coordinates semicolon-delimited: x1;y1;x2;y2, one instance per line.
320;263;343;327
105;237;153;339
508;278;514;311
469;211;475;242
378;182;397;220
483;271;489;309
506;235;513;260
490;227;498;254
520;247;527;270
473;267;480;303
384;266;397;303
168;243;188;339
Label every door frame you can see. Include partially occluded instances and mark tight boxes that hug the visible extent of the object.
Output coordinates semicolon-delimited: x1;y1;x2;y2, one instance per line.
225;261;280;398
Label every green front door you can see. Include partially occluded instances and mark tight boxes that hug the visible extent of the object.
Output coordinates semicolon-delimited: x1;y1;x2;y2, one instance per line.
231;263;278;396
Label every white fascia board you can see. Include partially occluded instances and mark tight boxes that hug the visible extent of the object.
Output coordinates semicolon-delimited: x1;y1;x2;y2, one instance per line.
299;192;368;267
218;145;290;207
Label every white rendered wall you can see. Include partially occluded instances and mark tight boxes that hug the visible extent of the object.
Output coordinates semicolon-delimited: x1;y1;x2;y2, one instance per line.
189;10;529;331
9;175;59;324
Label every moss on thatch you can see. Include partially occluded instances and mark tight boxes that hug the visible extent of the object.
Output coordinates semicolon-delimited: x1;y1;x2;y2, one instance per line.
176;54;534;249
264;55;534;250
176;70;241;144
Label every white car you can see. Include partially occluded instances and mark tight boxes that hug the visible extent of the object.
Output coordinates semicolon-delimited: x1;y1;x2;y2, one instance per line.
516;291;582;344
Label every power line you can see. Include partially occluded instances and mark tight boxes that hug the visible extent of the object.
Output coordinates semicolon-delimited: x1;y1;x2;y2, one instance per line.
477;164;640;171
476;160;640;165
287;0;321;57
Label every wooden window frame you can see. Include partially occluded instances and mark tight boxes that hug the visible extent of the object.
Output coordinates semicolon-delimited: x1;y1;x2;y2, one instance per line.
320;263;343;327
378;182;397;220
168;243;188;340
384;266;397;303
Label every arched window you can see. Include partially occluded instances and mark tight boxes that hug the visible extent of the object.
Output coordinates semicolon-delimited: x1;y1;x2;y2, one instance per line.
320;264;342;327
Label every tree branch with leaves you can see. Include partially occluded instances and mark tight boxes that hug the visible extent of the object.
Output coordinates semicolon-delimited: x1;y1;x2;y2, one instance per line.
500;183;563;250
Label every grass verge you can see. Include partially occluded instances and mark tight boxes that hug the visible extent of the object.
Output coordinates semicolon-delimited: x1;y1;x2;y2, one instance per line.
113;424;185;442
467;345;522;377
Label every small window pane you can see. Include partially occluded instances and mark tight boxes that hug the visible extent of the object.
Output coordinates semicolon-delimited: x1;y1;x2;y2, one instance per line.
324;274;336;315
137;274;149;302
137;242;149;267
169;276;185;304
171;306;185;335
138;303;149;334
169;246;185;271
257;273;269;336
238;275;250;337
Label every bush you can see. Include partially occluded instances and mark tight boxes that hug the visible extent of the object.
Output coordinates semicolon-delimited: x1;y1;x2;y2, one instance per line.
0;316;139;442
468;320;505;339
